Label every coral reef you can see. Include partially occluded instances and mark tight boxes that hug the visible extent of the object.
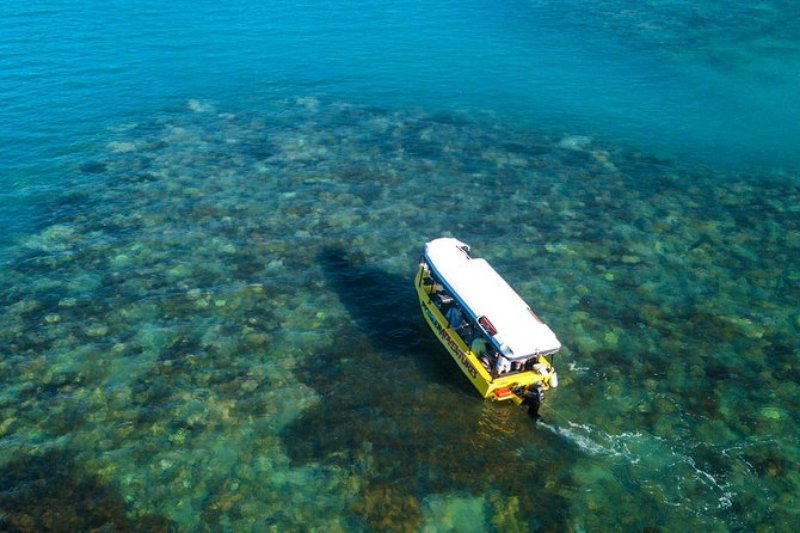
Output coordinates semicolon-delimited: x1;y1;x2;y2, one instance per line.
0;97;798;530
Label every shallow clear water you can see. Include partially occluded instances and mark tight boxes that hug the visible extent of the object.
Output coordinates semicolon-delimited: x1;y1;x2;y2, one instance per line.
1;1;799;531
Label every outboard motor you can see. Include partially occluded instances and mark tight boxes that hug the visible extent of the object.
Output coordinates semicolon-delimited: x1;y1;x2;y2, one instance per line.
522;385;544;419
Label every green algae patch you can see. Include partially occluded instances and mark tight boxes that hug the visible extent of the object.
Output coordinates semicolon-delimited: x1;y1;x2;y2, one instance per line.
758;406;785;421
421;494;487;532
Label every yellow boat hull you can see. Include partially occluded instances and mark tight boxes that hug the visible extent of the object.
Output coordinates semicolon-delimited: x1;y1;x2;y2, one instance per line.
414;263;553;404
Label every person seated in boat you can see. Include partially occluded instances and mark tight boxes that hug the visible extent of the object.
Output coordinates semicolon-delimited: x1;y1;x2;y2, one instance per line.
470;337;491;368
446;306;464;330
470;336;487;357
495;354;511;375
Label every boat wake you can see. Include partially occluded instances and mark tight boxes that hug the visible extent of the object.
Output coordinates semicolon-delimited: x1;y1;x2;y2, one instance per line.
540;420;643;462
539;420;736;515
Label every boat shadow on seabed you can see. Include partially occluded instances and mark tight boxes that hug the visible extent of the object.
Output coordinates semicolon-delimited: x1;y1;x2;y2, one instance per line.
281;246;481;466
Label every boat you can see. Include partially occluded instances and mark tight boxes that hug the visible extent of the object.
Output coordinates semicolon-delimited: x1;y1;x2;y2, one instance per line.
415;237;561;416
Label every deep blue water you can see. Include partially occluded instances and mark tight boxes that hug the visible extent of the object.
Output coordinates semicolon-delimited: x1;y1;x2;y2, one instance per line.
1;1;799;530
3;1;799;204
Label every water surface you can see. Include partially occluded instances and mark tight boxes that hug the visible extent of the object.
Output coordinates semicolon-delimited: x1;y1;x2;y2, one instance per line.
1;1;799;530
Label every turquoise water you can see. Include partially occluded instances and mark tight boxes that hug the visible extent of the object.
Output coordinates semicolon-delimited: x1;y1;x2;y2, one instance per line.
1;1;799;530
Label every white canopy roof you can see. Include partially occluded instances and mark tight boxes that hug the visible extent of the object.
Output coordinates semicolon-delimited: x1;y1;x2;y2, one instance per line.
424;237;561;360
